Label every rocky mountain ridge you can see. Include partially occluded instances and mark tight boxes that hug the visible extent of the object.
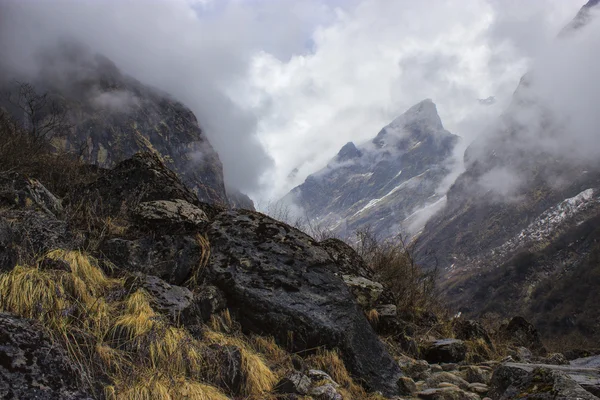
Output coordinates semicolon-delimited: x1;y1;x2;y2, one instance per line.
282;99;459;239
1;41;254;209
414;0;600;344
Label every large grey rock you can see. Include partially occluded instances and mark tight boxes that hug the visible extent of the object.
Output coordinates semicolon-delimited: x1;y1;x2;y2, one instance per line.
101;234;203;285
489;362;600;399
132;199;209;233
206;209;402;396
421;339;467;364
0;313;93;399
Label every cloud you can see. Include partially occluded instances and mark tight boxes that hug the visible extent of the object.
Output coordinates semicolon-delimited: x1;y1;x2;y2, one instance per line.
0;0;310;193
0;0;587;204
235;0;580;202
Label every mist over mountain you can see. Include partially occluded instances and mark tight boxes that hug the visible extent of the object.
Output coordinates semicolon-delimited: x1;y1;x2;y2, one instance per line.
2;1;600;399
281;99;458;239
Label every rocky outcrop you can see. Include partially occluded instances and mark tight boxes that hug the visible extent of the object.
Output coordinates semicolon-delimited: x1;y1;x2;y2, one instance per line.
489;362;600;399
74;152;203;218
413;0;600;343
0;313;93;399
30;43;229;205
205;209;402;395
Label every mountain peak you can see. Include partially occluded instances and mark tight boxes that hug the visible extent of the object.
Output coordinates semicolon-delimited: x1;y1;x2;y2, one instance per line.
392;98;443;129
373;99;445;148
336;141;362;161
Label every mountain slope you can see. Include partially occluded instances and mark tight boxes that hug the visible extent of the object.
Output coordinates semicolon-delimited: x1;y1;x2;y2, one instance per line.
416;0;600;343
282;99;459;239
2;41;231;206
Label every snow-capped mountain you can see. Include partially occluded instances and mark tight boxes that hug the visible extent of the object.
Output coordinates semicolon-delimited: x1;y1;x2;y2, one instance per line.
281;99;459;239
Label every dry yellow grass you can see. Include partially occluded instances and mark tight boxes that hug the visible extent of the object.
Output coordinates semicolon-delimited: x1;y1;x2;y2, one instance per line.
204;329;278;396
0;249;387;400
366;308;380;324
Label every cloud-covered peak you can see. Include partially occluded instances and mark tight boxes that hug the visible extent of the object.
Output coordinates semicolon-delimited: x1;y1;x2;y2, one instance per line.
335;141;362;162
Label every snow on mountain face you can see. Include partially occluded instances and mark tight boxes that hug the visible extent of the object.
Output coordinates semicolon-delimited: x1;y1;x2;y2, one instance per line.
281;99;458;239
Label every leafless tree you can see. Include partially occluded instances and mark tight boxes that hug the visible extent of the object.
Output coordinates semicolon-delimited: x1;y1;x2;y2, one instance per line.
3;81;71;147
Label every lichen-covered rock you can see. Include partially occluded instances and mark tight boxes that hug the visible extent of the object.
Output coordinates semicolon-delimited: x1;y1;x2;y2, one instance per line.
74;152;207;218
341;275;384;308
397;376;418;395
132;199;209;233
319;238;374;279
101;234;203;285
421;339;467;364
398;354;431;380
4;210;82;262
460;366;492;385
489;363;600;399
0;313;93;399
206;209;402;396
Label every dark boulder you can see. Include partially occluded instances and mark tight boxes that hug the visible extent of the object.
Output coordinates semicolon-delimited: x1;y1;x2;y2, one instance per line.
452;318;494;348
0;313;93;399
206;209;402;396
500;316;547;356
489;363;600;399
101;234;203;285
420;339;467;364
73;152;207;218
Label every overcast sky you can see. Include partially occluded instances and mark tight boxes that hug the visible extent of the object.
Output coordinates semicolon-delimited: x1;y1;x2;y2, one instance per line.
0;0;588;203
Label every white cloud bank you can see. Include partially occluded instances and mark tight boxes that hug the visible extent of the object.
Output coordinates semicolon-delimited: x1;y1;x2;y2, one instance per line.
0;0;586;203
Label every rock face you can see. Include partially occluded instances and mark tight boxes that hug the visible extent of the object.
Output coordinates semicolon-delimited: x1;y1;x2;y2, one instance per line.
414;0;600;343
205;209;402;395
281;99;459;239
0;313;93;399
489;362;600;399
28;42;229;205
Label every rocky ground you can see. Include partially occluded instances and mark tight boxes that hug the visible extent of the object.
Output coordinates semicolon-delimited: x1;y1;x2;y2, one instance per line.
1;152;599;399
